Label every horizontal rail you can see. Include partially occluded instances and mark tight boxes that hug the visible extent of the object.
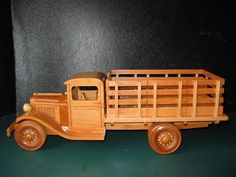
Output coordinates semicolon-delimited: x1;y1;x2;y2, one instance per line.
109;69;204;75
108;80;224;86
108;97;224;105
202;70;225;84
107;106;223;117
107;88;224;96
105;115;229;123
33;93;64;96
108;70;224;83
109;97;224;105
110;77;208;81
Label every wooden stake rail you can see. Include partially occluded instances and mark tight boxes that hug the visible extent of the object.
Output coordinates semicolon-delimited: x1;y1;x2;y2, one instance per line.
108;69;225;83
106;69;226;124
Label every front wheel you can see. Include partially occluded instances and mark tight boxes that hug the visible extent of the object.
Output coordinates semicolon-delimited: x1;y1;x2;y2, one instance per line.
15;120;47;151
148;123;182;154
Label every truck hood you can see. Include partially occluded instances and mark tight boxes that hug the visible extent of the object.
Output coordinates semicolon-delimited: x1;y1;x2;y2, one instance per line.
30;93;67;105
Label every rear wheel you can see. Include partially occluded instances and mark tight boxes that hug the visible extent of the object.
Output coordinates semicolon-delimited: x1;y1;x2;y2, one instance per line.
15;120;47;151
148;123;182;154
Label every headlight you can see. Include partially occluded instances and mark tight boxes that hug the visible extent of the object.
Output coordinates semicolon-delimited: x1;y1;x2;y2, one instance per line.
23;103;32;112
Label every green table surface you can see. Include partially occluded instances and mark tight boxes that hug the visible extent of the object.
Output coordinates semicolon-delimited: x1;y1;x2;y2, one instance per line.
0;114;235;177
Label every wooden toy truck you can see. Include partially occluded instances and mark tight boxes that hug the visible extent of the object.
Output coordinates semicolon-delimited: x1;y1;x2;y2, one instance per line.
7;69;228;154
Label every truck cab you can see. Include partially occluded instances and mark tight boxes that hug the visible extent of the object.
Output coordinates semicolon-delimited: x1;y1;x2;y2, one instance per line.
64;72;106;130
8;72;106;151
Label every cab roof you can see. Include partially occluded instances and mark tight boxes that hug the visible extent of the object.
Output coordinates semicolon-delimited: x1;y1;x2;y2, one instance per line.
64;72;106;85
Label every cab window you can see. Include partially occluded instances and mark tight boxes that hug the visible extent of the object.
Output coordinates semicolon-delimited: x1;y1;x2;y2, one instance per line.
72;86;98;101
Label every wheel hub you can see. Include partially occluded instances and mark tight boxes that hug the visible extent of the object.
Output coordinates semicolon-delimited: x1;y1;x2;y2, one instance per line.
157;131;173;146
22;128;38;143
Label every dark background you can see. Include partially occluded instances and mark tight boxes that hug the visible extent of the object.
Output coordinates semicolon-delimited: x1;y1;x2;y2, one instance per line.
0;1;15;116
0;0;234;116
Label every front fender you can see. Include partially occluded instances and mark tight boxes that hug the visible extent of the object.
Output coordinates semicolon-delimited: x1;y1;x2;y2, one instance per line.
7;112;62;137
15;112;69;137
16;112;62;130
8;112;105;140
14;112;89;140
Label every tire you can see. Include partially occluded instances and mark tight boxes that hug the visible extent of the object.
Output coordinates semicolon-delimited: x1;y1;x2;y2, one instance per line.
148;123;182;154
14;120;47;151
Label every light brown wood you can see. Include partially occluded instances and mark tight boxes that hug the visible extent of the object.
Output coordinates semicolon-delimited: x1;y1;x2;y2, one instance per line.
175;122;211;129
153;82;157;118
138;82;142;117
33;93;63;96
7;70;229;154
214;81;221;116
105;114;228;123
59;105;69;126
105;121;212;130
107;88;224;96
108;69;204;77
177;81;182;117
115;82;119;119
106;123;150;130
106;70;226;126
107;106;224;118
202;70;225;83
192;81;198;117
107;97;224;105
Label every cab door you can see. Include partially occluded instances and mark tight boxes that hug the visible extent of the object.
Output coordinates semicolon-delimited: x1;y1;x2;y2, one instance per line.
69;84;103;128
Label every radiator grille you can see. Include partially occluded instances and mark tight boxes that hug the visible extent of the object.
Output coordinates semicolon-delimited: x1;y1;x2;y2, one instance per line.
34;105;56;119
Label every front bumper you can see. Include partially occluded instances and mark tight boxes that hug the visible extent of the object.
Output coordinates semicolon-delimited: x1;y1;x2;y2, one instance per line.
6;121;16;137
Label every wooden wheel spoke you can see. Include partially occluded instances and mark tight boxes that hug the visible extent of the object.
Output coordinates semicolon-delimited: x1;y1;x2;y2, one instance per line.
15;121;47;151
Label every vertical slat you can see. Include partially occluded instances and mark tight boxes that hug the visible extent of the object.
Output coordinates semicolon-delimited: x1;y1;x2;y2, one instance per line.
138;82;141;117
67;85;72;127
106;80;109;118
195;74;199;77
177;81;182;117
115;82;119;119
134;74;137;78
192;81;198;117
116;74;119;78
153;82;157;118
165;74;168;78
214;81;221;116
178;74;181;78
147;74;150;78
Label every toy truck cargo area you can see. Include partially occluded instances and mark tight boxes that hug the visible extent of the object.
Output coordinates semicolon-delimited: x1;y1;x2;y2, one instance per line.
7;69;228;154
